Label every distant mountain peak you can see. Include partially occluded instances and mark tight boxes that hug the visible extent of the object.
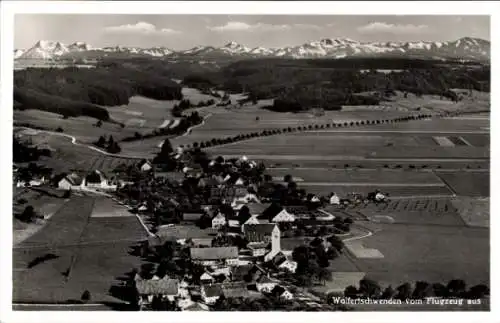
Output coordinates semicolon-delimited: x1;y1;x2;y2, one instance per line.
16;37;490;61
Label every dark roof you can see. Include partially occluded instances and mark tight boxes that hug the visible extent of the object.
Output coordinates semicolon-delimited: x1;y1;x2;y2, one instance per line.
190;247;238;260
248;242;269;250
230;265;254;281
259;203;284;221
221;282;251;298
257;275;275;284
203;284;223;297
183;212;204;221
246;203;270;216
244;224;277;242
134;274;178;295
271;285;287;296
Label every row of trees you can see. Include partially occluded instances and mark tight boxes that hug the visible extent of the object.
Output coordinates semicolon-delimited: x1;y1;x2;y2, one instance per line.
342;278;490;301
183;113;434;152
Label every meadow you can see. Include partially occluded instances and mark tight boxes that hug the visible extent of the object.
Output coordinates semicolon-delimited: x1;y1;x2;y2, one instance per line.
13;195;149;304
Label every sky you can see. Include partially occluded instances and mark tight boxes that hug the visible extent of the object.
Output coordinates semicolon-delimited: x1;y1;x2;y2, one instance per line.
14;15;490;49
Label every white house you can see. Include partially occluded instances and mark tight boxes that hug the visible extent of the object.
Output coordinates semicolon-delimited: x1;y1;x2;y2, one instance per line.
57;173;83;190
272;209;295;223
212;213;227;229
190;247;239;266
17;176;46;188
330;193;340;205
278;260;298;273
200;272;215;284
139;160;153;172
256;275;278;293
83;170;117;191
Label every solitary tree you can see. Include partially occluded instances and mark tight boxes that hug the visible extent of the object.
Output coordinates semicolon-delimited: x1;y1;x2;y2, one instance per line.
81;290;91;303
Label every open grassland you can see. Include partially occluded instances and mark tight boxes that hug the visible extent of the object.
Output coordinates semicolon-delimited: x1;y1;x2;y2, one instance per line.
451;197;489;228
170;105;418;148
91;197;135;218
18;131;139;173
356;198;465;226
436;171;490;197
13;195;149;304
351;223;489;288
15;109;134;144
106;96;176;131
267;168;443;184
301;184;452;198
206;135;488;159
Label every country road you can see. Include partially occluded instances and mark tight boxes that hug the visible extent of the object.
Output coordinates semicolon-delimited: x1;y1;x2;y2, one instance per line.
15;126;144;159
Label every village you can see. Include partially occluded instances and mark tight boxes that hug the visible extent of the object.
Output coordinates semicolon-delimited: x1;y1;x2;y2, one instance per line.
13;139;386;311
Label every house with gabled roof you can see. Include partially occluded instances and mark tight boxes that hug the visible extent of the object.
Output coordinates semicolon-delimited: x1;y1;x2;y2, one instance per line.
211;212;227;229
134;274;179;306
138;159;153;172
57;172;83;190
271;285;294;300
190;247;239;266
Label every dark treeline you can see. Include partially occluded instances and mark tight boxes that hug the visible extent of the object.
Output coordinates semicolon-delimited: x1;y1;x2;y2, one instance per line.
13;136;52;163
14;63;183;119
182;58;490;112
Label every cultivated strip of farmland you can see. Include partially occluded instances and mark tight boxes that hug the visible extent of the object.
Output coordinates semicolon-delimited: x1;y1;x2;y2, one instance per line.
16;196;95;250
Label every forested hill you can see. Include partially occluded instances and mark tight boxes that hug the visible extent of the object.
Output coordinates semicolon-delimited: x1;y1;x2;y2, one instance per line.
14;62;184;120
181;57;490;112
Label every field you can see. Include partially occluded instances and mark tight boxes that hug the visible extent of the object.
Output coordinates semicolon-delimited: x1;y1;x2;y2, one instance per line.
436;171;490;197
15;86;216;147
451;197;490;227
13;195;149;305
350;223;489;288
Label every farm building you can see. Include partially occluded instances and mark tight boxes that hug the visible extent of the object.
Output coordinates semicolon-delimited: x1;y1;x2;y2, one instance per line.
134;274;179;307
83;170;117;191
201;284;223;305
190;247;239;266
57;173;83;190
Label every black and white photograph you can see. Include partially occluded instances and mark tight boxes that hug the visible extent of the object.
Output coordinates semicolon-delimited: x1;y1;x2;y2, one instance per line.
0;1;496;321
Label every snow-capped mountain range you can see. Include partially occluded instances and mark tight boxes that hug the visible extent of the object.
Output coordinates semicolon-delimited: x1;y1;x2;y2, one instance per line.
15;37;490;61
